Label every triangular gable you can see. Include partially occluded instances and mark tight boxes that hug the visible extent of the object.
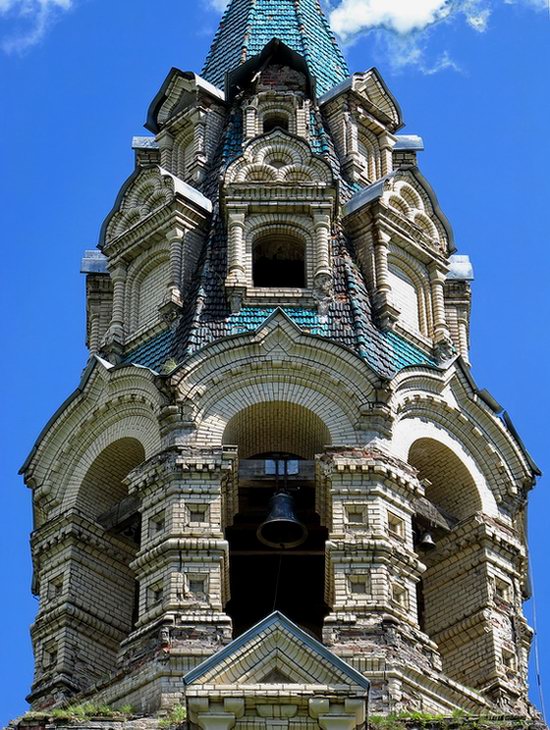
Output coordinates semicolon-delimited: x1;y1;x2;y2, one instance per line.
99;166;212;249
146;68;225;134
183;611;369;690
226;39;316;101
344;167;455;254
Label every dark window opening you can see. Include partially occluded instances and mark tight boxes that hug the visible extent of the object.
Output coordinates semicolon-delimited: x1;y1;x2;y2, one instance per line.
416;578;426;633
131;580;140;629
253;236;305;288
225;453;329;639
263;113;289;133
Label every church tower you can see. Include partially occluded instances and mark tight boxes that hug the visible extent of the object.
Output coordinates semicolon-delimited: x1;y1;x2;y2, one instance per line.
20;0;541;725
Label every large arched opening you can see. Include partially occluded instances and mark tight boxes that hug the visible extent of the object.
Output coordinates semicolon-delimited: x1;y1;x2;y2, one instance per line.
73;438;145;677
223;402;331;638
409;438;483;524
408;437;483;681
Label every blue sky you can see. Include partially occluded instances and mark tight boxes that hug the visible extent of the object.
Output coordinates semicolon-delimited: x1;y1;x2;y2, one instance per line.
1;0;549;725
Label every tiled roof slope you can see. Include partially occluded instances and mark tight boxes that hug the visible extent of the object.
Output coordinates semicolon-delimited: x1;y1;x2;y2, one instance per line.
202;0;349;96
122;13;439;379
123;213;437;378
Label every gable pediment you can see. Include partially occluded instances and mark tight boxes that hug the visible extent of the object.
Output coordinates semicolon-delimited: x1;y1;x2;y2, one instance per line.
319;68;403;133
183;612;369;691
353;69;402;130
146;68;225;134
344;168;455;255
99;166;212;249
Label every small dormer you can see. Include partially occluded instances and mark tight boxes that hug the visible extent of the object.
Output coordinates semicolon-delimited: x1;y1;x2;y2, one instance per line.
94;165;212;358
145;69;227;187
222;130;336;313
320;68;404;186
343;168;456;359
229;40;315;144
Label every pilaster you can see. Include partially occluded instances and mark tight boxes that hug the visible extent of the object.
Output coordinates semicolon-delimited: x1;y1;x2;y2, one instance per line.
225;209;247;312
318;448;442;675
118;447;235;669
429;264;453;360
420;514;531;714
373;230;400;330
159;225;185;321
102;263;127;360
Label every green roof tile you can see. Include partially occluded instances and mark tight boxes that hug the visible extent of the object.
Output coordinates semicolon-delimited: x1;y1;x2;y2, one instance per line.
202;0;349;96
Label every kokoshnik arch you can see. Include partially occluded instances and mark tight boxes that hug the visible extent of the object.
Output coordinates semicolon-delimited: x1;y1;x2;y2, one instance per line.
18;0;542;726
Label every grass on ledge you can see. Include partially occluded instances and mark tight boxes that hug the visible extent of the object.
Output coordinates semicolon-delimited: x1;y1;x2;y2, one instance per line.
19;703;135;723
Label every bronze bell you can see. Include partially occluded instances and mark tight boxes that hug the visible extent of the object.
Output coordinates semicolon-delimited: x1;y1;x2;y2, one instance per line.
418;531;436;551
257;490;308;549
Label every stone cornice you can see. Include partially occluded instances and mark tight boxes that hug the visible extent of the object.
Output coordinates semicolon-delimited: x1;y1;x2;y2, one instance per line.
31;600;128;643
31;510;136;563
131;538;229;571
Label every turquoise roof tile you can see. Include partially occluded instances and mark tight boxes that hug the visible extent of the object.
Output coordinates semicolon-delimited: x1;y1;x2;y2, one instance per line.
383;330;439;370
202;0;349;96
123;328;174;371
228;306;329;336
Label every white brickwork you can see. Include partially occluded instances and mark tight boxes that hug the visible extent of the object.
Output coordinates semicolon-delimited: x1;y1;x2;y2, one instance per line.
17;27;540;726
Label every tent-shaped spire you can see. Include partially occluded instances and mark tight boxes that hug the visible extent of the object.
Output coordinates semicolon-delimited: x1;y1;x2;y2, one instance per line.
202;0;349;96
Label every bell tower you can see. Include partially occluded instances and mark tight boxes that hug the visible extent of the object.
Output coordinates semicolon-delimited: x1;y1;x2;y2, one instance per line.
19;0;542;725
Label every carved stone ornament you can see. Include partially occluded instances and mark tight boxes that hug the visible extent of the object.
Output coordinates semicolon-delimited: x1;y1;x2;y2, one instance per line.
434;335;455;363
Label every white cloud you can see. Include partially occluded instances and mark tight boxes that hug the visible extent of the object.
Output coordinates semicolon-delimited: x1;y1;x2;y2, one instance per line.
0;0;73;54
329;0;549;37
368;29;462;75
328;0;548;72
330;0;451;37
208;0;228;11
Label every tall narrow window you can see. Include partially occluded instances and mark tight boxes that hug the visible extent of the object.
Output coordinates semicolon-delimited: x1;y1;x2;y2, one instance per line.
253;235;305;288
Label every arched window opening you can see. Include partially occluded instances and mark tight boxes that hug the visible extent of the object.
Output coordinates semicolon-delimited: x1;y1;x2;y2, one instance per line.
358;133;381;182
408;438;484;683
263;112;289;134
78;438;145;520
409;438;482;523
253;235;305;288
75;438;145;676
223;402;331;638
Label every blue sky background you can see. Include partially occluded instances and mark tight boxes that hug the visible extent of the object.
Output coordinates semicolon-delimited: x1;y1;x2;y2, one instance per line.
1;0;549;725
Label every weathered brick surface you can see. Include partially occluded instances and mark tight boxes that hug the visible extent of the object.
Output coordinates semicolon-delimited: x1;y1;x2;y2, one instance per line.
16;8;540;726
